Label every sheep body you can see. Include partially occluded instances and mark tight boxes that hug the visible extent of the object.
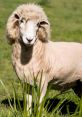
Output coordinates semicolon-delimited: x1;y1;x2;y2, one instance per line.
46;42;82;83
12;40;82;88
6;3;82;111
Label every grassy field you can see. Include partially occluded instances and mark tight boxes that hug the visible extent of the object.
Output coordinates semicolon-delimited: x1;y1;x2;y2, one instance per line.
0;0;82;116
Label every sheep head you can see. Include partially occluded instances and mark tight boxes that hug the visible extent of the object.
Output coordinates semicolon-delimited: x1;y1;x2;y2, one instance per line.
6;4;50;46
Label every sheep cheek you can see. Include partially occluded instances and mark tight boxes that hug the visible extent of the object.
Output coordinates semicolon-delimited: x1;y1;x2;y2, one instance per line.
7;19;20;44
7;28;20;44
37;28;47;42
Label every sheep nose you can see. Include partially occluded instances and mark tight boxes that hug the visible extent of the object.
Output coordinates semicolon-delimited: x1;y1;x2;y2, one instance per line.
26;38;33;43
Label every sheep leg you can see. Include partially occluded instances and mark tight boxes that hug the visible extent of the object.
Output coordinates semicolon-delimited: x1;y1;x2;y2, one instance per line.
39;79;48;104
27;94;32;113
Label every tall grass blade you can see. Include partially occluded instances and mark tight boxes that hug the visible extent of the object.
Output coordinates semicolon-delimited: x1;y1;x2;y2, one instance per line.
0;80;13;110
50;98;66;117
79;97;82;117
12;82;22;111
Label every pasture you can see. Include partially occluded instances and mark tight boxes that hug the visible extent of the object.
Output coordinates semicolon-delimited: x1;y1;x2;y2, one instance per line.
0;0;82;116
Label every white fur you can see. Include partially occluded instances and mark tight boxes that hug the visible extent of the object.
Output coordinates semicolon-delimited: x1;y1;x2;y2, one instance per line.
20;20;38;45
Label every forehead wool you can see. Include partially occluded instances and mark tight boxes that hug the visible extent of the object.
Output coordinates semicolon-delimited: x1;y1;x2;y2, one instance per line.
14;4;48;21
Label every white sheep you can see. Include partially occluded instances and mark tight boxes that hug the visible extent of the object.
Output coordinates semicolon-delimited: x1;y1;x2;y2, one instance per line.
6;3;82;111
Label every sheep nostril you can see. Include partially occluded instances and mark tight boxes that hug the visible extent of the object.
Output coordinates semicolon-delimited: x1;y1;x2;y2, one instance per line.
26;38;33;43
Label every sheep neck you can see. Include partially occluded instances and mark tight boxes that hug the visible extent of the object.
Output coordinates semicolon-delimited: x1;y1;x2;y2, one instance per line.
19;39;45;66
33;40;45;58
20;44;33;65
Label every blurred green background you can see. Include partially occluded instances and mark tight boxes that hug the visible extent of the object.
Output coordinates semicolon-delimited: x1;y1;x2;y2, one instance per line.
0;0;82;115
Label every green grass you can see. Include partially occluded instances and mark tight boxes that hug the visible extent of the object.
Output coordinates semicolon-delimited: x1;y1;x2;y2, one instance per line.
0;78;80;117
0;0;82;116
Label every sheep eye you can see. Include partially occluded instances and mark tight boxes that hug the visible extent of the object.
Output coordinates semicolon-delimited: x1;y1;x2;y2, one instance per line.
19;17;25;24
37;22;40;27
20;19;24;23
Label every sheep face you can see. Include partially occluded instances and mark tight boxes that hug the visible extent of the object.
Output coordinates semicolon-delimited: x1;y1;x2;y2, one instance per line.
18;18;38;46
6;4;50;45
7;14;49;46
15;14;49;46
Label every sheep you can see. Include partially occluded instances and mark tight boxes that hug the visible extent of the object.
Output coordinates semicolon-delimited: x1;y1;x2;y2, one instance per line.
6;3;82;111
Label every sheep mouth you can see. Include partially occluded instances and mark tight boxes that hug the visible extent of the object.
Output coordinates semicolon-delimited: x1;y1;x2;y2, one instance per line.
19;36;30;47
19;36;37;47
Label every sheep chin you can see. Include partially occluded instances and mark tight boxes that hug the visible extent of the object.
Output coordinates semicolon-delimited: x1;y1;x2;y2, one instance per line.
18;39;32;48
22;41;34;48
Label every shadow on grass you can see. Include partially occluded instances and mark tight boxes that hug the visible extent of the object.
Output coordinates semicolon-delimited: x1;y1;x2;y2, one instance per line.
1;98;23;109
1;98;78;115
45;98;78;114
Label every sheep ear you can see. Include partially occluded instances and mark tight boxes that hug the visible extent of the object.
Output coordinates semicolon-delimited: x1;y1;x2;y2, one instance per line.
6;14;20;45
14;14;20;19
39;21;49;25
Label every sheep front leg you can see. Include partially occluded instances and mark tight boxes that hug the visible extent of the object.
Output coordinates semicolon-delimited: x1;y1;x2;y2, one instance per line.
27;94;32;113
39;79;48;104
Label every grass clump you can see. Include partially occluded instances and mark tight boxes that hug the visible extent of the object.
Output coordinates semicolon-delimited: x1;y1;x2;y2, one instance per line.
0;77;81;117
